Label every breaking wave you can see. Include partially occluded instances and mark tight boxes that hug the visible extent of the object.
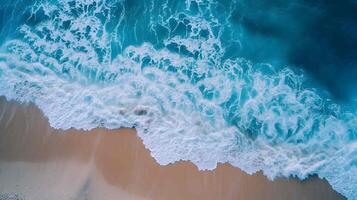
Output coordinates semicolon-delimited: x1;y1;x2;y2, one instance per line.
0;0;356;199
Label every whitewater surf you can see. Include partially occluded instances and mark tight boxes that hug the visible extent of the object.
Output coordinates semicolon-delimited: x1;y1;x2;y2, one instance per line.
0;0;356;199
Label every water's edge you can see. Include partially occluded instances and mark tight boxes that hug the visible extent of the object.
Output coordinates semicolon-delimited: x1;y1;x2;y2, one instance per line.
0;96;346;200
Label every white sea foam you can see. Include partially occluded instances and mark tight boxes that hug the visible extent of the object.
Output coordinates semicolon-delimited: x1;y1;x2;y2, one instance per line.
0;0;356;199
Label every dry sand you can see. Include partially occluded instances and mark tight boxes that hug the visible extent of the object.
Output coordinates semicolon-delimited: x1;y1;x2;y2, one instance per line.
0;97;345;200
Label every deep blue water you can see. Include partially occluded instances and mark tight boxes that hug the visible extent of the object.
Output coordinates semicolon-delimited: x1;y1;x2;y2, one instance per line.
234;0;357;101
0;0;356;199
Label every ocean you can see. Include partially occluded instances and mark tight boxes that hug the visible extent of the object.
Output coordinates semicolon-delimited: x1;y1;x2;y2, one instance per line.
0;0;356;199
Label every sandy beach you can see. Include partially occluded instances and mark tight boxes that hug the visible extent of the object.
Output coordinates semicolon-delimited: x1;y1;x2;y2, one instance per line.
0;97;345;200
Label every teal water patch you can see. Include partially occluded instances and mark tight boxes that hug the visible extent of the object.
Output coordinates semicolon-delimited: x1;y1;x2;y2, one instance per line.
0;0;356;199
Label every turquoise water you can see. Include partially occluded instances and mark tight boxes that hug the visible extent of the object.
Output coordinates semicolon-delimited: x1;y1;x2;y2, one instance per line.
0;0;356;199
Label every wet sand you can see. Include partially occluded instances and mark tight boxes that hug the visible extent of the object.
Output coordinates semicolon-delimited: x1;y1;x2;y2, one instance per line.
0;97;345;200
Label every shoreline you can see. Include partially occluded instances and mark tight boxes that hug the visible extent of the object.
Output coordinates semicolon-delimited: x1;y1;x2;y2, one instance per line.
0;97;345;200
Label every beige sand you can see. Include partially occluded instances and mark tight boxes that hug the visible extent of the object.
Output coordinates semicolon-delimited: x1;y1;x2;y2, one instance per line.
0;98;345;200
